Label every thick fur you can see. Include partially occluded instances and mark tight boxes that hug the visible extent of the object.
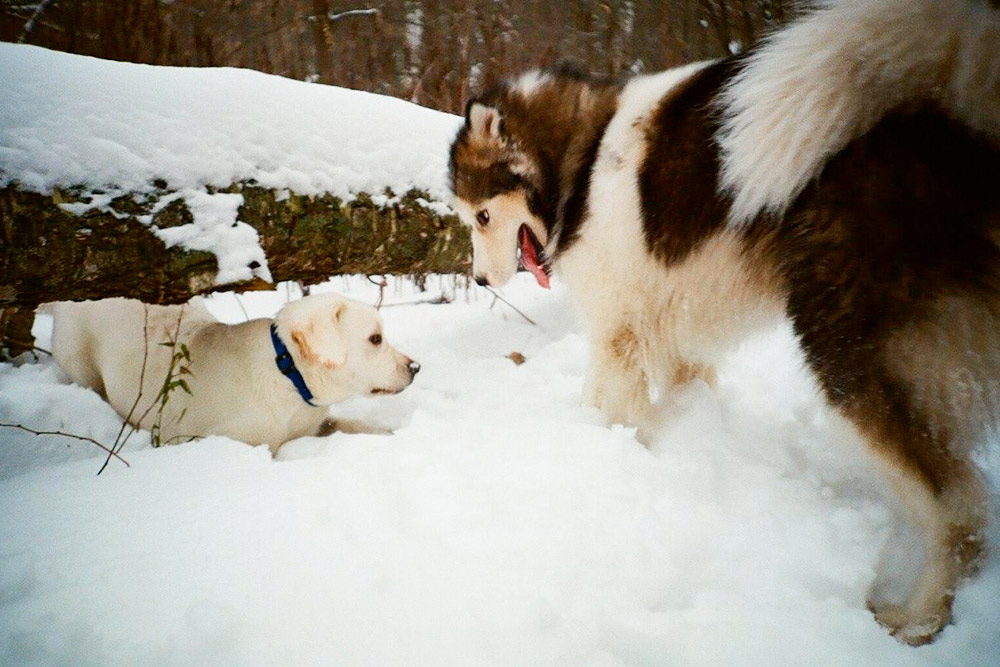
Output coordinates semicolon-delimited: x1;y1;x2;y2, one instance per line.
717;0;1000;225
449;0;1000;645
50;294;418;449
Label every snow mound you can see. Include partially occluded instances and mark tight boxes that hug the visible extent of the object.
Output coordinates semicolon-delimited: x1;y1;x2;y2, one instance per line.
0;44;462;284
0;44;460;201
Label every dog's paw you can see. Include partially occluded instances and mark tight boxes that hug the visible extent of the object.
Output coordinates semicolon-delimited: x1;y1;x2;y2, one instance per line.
868;599;951;646
326;418;394;436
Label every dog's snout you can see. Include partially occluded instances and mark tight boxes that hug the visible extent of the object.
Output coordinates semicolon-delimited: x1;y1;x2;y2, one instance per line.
407;359;421;376
474;275;488;287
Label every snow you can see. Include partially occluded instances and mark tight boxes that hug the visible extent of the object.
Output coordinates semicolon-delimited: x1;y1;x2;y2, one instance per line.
2;276;999;666
0;43;462;285
2;38;998;667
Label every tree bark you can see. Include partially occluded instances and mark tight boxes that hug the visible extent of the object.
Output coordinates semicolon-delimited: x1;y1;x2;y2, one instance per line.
310;0;334;83
0;184;470;311
0;306;34;357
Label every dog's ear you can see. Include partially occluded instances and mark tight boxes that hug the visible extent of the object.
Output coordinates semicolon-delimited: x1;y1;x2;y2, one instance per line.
289;302;348;370
467;102;503;139
331;299;346;322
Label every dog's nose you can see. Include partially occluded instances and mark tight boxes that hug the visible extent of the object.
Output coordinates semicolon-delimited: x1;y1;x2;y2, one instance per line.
407;360;421;376
474;275;488;287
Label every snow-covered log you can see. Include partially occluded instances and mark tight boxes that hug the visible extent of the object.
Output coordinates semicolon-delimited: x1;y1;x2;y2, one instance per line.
0;43;468;312
1;184;468;308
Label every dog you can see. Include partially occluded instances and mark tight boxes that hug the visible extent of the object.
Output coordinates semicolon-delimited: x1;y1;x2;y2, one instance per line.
448;0;1000;645
49;293;420;450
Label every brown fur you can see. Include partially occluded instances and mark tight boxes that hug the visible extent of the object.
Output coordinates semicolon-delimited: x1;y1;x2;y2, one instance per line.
291;328;324;368
450;65;620;252
640;65;1000;643
639;62;736;264
641;65;1000;468
451;49;1000;643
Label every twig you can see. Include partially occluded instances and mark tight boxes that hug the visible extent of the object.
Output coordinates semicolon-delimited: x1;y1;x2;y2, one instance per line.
0;338;51;358
1;337;49;352
379;294;453;308
17;0;55;43
98;305;151;475
368;275;389;309
137;304;189;447
232;293;250;322
327;8;378;22
0;422;130;467
482;286;537;326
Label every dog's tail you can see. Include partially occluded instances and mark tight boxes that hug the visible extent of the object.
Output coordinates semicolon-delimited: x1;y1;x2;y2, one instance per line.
717;0;1000;226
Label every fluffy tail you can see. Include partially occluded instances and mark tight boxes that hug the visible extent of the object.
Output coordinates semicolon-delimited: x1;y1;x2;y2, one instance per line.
717;0;1000;226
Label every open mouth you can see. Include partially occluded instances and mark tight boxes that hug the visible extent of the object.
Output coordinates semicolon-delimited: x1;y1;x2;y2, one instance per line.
517;224;551;289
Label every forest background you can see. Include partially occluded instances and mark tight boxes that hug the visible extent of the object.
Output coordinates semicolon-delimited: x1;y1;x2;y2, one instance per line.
1;1;796;115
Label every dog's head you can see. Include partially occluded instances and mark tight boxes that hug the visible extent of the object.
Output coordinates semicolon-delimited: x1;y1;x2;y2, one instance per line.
272;293;418;405
449;96;551;289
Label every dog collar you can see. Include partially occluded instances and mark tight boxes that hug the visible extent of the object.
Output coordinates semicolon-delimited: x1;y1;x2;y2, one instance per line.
269;323;317;407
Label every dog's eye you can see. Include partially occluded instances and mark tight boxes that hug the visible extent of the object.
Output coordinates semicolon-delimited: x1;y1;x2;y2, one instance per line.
369;333;382;346
476;209;490;227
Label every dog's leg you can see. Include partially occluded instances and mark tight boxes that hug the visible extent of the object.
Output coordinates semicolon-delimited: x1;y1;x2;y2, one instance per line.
322;417;393;436
583;322;657;433
863;434;986;645
828;384;987;645
584;321;715;442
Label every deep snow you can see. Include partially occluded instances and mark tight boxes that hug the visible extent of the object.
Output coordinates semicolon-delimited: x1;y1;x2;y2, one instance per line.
0;45;458;201
2;38;998;667
2;276;998;666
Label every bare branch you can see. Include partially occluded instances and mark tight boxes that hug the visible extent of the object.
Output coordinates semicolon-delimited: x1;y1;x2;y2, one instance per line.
98;305;151;475
0;422;130;468
379;294;453;308
17;0;56;43
367;275;388;309
327;8;378;22
231;293;250;322
482;286;537;326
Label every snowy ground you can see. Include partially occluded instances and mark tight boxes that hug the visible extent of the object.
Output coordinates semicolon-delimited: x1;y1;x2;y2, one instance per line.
2;40;998;666
1;276;998;666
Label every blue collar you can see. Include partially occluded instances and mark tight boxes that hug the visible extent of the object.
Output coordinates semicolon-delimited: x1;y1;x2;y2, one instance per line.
270;323;317;407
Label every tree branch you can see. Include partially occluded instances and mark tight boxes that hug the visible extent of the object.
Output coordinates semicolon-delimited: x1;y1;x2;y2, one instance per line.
0;422;130;468
17;0;56;43
97;305;151;475
483;286;537;326
327;8;378;22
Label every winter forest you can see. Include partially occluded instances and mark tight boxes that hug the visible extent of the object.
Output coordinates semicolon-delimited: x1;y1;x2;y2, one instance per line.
1;1;792;113
2;1;1000;666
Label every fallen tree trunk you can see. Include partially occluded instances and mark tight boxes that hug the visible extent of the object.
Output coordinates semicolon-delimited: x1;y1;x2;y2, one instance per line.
1;183;470;308
0;183;470;356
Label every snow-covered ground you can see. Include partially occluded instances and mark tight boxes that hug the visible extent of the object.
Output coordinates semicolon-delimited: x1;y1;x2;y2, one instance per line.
3;40;999;667
2;276;998;666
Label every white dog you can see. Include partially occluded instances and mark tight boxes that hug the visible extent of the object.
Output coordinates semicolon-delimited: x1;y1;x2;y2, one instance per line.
49;293;420;448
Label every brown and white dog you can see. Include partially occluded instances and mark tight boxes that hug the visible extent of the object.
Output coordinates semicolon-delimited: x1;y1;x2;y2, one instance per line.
448;0;1000;645
49;293;420;450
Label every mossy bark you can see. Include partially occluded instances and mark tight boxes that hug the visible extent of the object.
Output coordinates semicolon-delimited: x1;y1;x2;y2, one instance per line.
0;184;470;310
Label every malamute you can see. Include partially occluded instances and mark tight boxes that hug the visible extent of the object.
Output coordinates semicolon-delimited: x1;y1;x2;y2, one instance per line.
448;0;1000;645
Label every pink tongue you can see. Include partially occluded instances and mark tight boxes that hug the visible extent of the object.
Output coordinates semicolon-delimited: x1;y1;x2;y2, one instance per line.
519;226;550;289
